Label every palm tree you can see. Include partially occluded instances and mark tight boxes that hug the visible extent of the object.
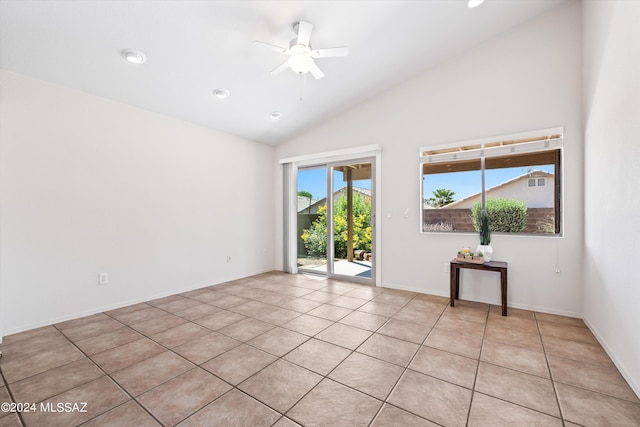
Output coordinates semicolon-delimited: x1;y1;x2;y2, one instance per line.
297;190;313;213
428;188;456;207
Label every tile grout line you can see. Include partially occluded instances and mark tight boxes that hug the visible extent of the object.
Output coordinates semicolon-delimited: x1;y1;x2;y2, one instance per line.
199;281;388;423
535;311;568;426
174;277;375;424
0;364;26;427
62;295;300;425
236;286;415;424
239;293;588;425
86;280;314;425
523;318;638;404
48;322;167;427
116;297;313;425
279;291;407;426
366;293;449;426
464;303;491;426
7;273;625;426
2;287;468;426
473;310;569;424
285;298;393;423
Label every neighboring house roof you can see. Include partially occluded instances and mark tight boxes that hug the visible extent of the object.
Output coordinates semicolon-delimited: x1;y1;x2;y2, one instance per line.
350;187;372;198
299;187;371;214
297;196;319;213
444;170;554;209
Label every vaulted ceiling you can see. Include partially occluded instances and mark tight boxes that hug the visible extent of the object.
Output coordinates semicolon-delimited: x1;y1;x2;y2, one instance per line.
0;0;566;145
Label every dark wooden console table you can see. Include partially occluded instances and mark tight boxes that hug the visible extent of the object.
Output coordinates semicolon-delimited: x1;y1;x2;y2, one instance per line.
450;259;508;316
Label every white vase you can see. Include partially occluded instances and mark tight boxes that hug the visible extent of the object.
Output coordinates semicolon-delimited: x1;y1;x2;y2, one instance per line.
476;244;493;262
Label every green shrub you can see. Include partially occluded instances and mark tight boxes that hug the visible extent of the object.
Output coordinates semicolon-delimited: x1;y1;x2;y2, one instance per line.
301;193;372;258
472;199;527;233
300;219;327;257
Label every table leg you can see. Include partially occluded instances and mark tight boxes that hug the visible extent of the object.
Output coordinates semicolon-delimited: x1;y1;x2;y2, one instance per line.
449;264;456;307
501;268;508;316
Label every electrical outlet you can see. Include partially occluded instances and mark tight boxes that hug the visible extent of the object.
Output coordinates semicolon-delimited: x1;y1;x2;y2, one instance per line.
98;273;108;285
444;263;450;273
226;255;231;263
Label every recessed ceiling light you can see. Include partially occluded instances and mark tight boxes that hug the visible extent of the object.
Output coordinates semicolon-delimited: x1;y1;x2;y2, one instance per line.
213;89;230;99
468;0;485;8
270;112;282;120
121;49;146;64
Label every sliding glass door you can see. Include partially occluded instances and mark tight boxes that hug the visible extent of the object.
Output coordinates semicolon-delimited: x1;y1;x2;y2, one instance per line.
297;167;328;274
297;159;375;283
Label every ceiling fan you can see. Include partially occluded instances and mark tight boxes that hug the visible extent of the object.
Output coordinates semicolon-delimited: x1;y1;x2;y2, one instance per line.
254;21;349;79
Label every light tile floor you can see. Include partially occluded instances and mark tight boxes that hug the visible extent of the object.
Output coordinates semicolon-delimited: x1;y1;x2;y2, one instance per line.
1;271;639;426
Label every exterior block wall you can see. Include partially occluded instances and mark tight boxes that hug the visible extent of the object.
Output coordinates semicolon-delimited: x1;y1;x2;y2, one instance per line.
423;208;555;233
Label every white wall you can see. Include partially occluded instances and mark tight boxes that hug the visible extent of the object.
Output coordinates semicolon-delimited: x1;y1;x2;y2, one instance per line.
275;1;583;315
448;173;555;209
0;70;275;335
583;0;640;396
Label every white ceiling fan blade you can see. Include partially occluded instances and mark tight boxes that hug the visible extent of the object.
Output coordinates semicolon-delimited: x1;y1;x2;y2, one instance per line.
271;61;290;75
309;62;325;79
296;21;313;47
254;40;289;54
312;47;349;58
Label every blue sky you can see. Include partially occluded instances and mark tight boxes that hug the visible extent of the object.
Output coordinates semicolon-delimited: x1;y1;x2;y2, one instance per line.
298;168;371;200
424;165;554;201
298;164;553;203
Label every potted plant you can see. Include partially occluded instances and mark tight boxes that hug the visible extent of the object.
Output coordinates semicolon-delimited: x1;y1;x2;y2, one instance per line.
476;209;493;262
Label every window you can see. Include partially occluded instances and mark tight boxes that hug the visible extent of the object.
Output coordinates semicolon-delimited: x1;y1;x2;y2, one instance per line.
528;177;547;187
420;128;562;235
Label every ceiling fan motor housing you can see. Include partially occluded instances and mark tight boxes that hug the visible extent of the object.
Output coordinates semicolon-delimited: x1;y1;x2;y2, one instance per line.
256;20;345;79
289;38;311;51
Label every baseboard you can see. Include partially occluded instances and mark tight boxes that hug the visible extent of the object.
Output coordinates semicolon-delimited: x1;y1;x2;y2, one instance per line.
1;269;273;338
379;282;583;318
582;316;640;399
381;283;636;397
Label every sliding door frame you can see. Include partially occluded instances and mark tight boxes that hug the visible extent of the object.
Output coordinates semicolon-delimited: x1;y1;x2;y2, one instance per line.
326;159;376;284
281;145;381;287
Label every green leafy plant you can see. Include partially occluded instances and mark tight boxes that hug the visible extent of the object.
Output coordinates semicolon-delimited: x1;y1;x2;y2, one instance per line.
301;193;372;258
423;221;454;232
478;209;491;245
427;188;456;207
536;214;555;233
472;199;527;233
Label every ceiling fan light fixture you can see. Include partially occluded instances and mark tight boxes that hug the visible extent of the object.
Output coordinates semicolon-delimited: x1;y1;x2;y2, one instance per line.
288;55;314;74
121;49;146;64
467;0;485;8
255;20;347;80
213;89;230;99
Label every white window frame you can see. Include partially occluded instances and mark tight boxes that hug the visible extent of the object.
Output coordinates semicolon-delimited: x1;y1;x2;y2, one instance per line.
419;127;564;236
